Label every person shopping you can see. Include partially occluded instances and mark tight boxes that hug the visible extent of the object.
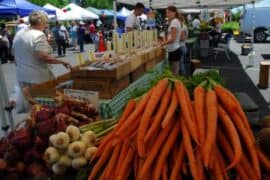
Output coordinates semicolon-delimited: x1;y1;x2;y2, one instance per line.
160;6;181;75
179;14;188;76
53;21;68;57
13;11;71;110
125;3;145;32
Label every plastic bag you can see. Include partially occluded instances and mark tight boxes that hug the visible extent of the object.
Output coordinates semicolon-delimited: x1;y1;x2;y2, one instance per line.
10;85;30;113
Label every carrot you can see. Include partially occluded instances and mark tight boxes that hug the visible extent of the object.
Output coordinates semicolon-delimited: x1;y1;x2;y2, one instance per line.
230;112;261;179
181;118;198;180
208;146;217;170
257;148;270;172
216;148;230;180
162;162;168;180
104;143;122;179
144;86;172;142
91;132;113;161
115;88;153;137
137;78;168;157
217;130;259;180
88;142;114;180
117;146;135;180
116;99;136;130
213;84;255;141
193;85;206;144
161;89;178;128
133;155;139;179
115;141;130;177
195;149;206;180
202;89;218;168
170;142;185;180
139;117;174;178
153;120;181;180
217;105;242;170
175;81;199;144
212;147;223;180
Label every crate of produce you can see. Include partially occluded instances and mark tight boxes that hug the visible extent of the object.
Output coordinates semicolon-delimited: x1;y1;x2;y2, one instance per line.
129;55;142;72
130;65;145;82
71;60;131;80
73;76;130;99
138;51;150;64
99;62;164;118
149;48;156;61
156;47;166;62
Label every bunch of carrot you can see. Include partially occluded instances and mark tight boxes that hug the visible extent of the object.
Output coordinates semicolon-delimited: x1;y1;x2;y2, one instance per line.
88;78;270;180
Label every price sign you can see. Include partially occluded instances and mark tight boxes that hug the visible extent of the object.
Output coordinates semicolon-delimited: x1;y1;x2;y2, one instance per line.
64;89;99;108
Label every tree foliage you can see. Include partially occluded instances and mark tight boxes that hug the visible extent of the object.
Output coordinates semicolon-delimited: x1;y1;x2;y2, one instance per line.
81;0;114;9
28;0;69;8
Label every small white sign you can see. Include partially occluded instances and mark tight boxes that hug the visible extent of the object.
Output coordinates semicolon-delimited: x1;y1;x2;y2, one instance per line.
64;89;99;108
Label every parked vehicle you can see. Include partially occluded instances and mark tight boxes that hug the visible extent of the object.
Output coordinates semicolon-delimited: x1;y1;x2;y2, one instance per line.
240;7;270;42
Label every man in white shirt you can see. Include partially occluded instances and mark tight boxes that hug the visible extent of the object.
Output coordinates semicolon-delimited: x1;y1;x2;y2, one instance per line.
13;11;71;108
125;3;145;32
16;19;28;33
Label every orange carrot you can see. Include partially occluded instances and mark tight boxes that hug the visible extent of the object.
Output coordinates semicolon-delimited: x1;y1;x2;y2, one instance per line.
214;84;237;112
161;89;178;128
139;117;174;178
137;78;168;157
116;88;153;137
115;141;130;177
144;86;172;142
217;130;259;180
175;81;199;144
193;85;206;144
217;105;242;170
154;120;181;180
116;99;136;130
91;132;113;161
104;143;122;179
202;89;218;168
170;142;185;180
117;146;135;180
230;112;261;179
162;162;168;180
257;148;270;172
195;149;206;180
216;148;230;180
212;147;223;180
88;142;114;180
181;118;198;180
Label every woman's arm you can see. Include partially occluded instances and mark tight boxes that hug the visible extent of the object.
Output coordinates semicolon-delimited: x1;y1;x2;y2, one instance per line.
161;27;177;46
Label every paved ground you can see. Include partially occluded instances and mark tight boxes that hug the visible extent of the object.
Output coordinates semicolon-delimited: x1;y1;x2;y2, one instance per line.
1;40;270;135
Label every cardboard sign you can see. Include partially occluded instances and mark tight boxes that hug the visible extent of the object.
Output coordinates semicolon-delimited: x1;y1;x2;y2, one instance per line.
64;89;99;108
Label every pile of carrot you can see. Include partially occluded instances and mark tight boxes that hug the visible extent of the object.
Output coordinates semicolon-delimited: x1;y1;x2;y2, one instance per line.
88;78;270;180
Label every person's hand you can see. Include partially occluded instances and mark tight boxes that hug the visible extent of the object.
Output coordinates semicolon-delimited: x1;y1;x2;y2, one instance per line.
62;61;72;70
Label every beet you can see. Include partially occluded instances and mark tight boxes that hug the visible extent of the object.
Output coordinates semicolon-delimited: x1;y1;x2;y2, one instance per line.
35;118;57;139
56;119;67;132
9;128;32;149
34;136;48;150
3;146;21;165
27;161;50;177
54;106;70;115
36;108;54;122
0;138;9;157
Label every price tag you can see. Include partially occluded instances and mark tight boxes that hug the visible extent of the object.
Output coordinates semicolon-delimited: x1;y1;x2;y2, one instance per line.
64;89;99;108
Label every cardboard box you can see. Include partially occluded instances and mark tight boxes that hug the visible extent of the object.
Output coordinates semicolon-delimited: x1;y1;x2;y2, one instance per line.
73;76;130;99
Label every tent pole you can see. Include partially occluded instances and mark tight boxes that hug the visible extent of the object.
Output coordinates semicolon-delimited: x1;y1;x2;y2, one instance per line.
113;0;117;30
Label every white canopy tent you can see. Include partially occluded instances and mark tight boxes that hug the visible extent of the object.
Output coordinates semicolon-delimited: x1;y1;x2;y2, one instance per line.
43;3;67;21
61;3;99;20
116;0;261;9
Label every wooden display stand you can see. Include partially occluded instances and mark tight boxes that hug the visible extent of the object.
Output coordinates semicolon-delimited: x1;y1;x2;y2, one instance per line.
130;65;145;82
73;76;130;99
258;60;270;89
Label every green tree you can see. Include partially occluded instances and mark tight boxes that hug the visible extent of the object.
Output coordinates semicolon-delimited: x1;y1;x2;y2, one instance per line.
28;0;69;8
82;0;113;9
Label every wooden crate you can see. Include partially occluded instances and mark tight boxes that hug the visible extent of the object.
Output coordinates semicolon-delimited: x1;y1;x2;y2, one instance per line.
149;48;156;61
130;55;142;72
29;80;57;98
144;59;156;71
130;65;145;82
73;76;130;99
71;60;131;80
138;52;150;64
55;72;71;84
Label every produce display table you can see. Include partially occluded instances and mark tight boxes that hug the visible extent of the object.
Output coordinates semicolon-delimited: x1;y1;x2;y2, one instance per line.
99;62;164;119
